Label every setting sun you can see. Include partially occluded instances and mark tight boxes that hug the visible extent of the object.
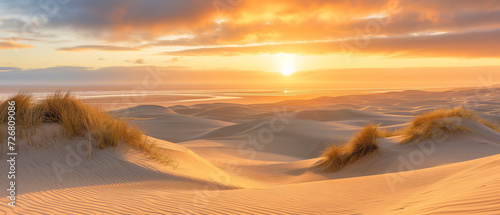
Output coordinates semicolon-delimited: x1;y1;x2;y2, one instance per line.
280;64;296;76
276;53;297;76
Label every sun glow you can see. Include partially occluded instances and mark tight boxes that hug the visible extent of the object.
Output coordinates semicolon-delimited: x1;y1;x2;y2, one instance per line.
280;64;296;76
276;53;297;76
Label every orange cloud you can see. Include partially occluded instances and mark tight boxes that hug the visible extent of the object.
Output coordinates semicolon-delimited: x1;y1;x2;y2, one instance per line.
0;41;34;50
5;0;500;44
125;59;145;64
57;45;140;52
118;0;500;52
3;0;500;60
163;29;500;58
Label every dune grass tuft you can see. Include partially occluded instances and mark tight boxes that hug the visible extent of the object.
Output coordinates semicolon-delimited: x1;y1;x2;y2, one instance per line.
315;124;381;172
378;128;398;138
399;106;499;144
314;106;500;173
0;93;43;127
0;92;173;166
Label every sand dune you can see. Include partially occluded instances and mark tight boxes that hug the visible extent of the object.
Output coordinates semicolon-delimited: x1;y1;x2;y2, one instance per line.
2;88;500;214
112;105;233;142
294;108;412;127
319;120;500;180
0;126;241;195
3;151;500;214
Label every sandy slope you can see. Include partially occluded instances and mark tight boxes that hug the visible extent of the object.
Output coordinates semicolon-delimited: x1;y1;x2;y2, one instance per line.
3;149;500;214
2;88;500;214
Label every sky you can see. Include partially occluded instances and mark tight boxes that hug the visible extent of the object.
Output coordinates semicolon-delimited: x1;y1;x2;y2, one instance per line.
1;0;500;89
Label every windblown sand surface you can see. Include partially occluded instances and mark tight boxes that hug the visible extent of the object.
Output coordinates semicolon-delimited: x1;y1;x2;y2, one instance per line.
2;87;500;214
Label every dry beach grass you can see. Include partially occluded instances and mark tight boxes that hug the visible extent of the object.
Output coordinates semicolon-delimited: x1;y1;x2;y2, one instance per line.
0;92;172;164
315;124;381;172
399;106;499;144
315;106;500;172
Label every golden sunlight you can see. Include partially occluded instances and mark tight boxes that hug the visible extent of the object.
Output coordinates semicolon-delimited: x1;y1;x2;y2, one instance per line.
277;53;297;76
280;64;296;76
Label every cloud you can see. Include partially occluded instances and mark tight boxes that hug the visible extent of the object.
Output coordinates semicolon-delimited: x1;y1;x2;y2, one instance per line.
0;37;40;42
0;67;22;72
57;45;140;51
125;59;145;64
0;41;34;49
163;29;500;58
14;0;217;42
0;18;26;31
165;57;180;63
1;0;500;60
139;38;203;47
0;66;171;85
3;0;500;45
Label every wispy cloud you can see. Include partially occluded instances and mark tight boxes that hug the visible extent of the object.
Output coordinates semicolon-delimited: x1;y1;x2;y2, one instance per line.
164;57;180;63
0;67;22;72
163;29;500;58
0;66;178;84
0;37;40;42
125;59;145;64
0;41;34;49
57;45;140;52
